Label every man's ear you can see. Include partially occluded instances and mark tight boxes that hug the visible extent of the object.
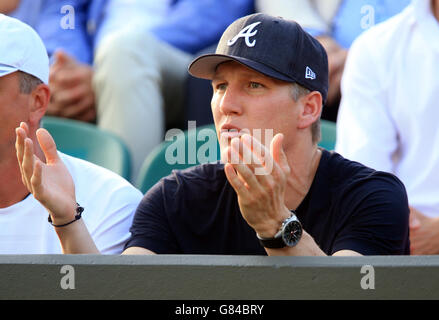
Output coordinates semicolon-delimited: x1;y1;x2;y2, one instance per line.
28;84;50;126
297;91;322;129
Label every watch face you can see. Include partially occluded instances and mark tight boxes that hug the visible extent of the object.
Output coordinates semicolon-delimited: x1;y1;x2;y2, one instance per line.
282;220;302;247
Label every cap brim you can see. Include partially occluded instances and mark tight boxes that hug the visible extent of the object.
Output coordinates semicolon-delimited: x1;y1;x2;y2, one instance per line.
0;63;18;78
188;53;295;83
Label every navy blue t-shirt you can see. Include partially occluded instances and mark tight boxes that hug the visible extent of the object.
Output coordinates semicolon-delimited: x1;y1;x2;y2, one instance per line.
126;149;410;255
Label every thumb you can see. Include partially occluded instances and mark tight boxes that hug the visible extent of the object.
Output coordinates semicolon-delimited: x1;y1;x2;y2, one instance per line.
36;128;60;164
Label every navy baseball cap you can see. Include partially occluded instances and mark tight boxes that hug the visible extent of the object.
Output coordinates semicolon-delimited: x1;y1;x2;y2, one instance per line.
188;13;328;103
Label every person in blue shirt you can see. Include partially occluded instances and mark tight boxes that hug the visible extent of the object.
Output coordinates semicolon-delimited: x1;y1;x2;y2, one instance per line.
10;0;92;63
10;0;254;182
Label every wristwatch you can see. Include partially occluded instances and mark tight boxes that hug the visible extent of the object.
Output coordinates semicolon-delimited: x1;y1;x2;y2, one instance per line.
257;211;303;249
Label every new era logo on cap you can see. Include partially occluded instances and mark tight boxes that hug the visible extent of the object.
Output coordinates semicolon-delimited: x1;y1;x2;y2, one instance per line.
305;66;316;80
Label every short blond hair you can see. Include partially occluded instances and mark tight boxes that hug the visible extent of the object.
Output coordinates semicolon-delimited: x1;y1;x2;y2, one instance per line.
17;71;43;94
290;83;321;144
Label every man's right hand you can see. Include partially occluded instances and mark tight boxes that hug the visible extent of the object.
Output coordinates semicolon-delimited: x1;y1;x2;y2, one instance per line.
15;122;77;225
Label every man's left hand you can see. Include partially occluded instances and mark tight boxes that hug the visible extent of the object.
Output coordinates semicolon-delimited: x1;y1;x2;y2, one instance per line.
224;133;291;238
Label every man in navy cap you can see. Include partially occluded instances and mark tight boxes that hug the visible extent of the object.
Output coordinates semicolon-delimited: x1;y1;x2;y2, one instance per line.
18;13;410;256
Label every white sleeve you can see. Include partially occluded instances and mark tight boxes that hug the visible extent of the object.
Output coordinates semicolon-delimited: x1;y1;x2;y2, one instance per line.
60;153;144;254
335;33;398;173
87;183;143;255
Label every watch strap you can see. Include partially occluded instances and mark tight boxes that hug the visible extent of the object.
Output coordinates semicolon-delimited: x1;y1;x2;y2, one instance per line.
257;230;285;249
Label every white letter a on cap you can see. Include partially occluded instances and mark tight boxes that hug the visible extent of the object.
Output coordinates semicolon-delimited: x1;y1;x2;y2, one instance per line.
227;22;261;47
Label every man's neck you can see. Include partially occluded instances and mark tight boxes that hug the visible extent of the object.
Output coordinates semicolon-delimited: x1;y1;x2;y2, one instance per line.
283;142;322;211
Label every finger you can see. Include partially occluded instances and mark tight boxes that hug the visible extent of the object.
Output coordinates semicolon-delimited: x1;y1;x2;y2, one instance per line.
241;134;265;166
20;121;30;137
225;139;253;188
270;133;289;174
22;138;35;191
49;65;61;86
230;139;262;191
50;52;82;91
49;50;71;81
15;127;26;164
243;134;274;176
19;122;33;181
52;49;75;67
224;163;251;197
62;95;95;119
30;158;44;197
51;82;91;105
54;68;90;90
240;135;275;186
227;137;241;165
15;127;26;184
74;104;97;122
61;66;91;88
36;128;59;164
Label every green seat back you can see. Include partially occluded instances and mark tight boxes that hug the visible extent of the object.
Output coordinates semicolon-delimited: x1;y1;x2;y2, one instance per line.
41;116;131;180
136;124;219;193
136;120;337;194
319;119;337;151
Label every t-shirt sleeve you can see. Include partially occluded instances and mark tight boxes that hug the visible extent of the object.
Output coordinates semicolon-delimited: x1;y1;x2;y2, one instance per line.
88;183;142;255
331;173;410;255
124;178;180;254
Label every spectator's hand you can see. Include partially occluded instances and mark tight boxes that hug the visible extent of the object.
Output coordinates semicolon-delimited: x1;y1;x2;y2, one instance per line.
48;50;96;122
224;133;292;237
0;0;20;13
15;122;78;225
316;36;348;106
409;206;439;255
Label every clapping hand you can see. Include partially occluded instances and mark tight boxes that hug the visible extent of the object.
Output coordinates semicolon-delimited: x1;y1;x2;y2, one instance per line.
15;122;77;225
224;133;292;238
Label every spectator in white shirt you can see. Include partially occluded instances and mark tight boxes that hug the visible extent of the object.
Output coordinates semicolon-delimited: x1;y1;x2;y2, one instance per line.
335;0;439;255
0;14;142;254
